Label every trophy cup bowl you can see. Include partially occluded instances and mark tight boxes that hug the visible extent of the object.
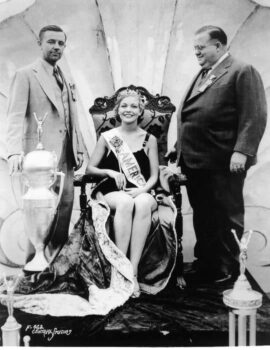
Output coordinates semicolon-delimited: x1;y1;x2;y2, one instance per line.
22;148;65;272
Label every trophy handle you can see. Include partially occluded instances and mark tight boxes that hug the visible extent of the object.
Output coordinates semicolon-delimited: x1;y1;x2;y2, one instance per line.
21;173;29;188
55;171;65;208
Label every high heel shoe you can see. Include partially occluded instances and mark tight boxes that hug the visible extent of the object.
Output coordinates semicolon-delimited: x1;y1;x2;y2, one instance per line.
131;276;141;298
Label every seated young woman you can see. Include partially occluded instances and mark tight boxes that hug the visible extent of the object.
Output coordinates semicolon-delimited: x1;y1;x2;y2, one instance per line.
12;89;179;317
86;90;159;297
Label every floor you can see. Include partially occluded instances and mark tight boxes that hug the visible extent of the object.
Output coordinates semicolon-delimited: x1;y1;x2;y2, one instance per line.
0;264;269;347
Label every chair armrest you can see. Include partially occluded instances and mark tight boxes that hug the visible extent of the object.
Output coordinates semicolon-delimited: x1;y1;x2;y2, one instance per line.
73;174;103;187
167;173;187;210
73;174;106;212
168;173;187;193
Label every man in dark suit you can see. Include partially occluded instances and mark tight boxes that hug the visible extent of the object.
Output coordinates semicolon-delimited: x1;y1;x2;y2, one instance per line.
6;25;84;263
167;25;267;283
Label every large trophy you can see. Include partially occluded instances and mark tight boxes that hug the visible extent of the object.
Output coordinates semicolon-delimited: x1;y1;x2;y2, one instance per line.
22;113;65;272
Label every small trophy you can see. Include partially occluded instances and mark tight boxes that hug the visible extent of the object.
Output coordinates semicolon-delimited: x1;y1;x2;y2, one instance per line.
0;273;22;346
223;230;262;346
22;113;65;272
223;229;262;309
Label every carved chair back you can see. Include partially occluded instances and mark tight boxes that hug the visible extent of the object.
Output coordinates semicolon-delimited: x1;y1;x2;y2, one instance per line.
89;85;176;165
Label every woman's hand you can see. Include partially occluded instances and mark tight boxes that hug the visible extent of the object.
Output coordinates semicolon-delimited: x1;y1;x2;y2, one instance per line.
107;170;126;190
124;187;145;198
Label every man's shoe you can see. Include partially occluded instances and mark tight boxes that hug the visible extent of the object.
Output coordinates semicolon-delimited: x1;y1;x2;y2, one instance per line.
185;269;232;285
185;269;212;285
213;272;232;284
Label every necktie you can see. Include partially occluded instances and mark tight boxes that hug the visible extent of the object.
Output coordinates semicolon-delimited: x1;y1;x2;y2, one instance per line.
197;68;211;88
53;67;64;90
201;68;211;79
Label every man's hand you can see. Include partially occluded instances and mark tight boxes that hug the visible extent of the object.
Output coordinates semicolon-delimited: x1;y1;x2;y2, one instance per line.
8;154;23;175
230;152;247;173
164;146;177;163
74;153;84;171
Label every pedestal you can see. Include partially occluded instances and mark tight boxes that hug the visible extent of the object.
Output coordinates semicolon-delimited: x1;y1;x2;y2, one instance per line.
223;277;262;346
228;308;259;346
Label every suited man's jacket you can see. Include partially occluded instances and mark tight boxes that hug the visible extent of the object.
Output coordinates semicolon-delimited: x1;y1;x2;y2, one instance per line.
6;58;84;167
177;54;267;170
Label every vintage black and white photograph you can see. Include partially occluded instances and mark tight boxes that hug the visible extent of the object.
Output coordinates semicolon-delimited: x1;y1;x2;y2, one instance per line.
0;0;269;347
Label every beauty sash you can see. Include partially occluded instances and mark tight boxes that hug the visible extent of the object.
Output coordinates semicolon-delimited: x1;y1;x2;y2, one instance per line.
102;129;146;188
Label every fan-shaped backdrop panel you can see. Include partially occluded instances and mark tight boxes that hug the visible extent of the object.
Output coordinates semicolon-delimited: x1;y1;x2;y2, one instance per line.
97;0;176;92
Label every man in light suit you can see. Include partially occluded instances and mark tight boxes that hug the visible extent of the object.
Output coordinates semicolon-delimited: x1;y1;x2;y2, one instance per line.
7;25;84;262
167;25;267;283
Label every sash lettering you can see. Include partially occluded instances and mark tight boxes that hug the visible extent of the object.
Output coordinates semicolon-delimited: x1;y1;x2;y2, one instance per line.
102;129;146;188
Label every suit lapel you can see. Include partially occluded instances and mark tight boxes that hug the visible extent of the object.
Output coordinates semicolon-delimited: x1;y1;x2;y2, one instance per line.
33;59;62;113
185;55;233;103
182;71;202;104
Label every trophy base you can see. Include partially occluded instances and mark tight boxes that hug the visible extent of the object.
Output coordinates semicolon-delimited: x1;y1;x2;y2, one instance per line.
223;274;262;310
1;316;21;346
2;315;21;329
24;251;48;272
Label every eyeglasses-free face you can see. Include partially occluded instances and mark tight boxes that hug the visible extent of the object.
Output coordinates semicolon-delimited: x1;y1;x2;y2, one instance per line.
118;96;141;124
39;31;66;65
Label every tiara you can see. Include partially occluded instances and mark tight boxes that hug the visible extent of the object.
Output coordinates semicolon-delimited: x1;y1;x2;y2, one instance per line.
116;87;147;105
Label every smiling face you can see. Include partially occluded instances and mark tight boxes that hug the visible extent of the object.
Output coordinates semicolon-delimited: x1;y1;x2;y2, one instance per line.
39;30;66;65
193;31;220;69
118;96;142;124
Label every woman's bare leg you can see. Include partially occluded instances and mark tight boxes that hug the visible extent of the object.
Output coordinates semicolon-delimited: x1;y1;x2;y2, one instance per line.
129;193;157;276
104;191;134;255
